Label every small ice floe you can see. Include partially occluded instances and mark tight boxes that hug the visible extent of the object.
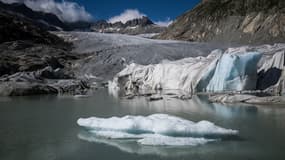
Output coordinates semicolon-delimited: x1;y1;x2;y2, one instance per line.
77;114;238;146
73;94;90;99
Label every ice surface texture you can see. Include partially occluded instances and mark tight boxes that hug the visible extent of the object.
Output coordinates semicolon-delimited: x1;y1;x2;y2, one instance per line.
207;52;262;91
77;114;238;146
54;32;224;80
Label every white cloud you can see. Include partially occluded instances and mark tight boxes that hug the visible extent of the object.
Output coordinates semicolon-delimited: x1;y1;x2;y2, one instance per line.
155;18;173;27
108;9;146;24
0;0;92;22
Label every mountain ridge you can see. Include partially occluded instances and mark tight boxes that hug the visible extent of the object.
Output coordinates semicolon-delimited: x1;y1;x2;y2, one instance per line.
158;0;285;44
91;16;166;35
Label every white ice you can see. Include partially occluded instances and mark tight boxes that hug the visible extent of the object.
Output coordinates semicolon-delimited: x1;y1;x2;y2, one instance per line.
77;114;238;146
109;50;223;93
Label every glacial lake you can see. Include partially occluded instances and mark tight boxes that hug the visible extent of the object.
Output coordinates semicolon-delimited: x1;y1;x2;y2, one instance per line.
0;89;285;160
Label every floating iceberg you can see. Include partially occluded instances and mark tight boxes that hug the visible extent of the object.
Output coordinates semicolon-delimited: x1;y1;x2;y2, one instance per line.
77;114;238;146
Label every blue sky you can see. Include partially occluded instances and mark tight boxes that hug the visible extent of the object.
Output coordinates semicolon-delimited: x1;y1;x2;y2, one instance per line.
71;0;200;22
1;0;200;24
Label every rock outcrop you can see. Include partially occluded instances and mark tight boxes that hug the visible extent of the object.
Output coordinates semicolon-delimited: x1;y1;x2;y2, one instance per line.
0;41;75;77
158;0;285;44
0;9;90;96
0;67;89;96
0;10;68;46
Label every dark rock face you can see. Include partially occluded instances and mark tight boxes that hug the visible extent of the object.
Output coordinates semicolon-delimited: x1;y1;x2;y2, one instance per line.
0;41;90;96
125;16;154;27
0;11;69;47
158;0;285;44
257;68;282;90
0;67;90;96
0;10;90;96
0;1;68;31
0;41;75;76
91;16;165;35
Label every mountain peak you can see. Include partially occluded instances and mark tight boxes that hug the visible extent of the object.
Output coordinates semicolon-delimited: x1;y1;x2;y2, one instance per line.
124;16;154;27
91;16;164;35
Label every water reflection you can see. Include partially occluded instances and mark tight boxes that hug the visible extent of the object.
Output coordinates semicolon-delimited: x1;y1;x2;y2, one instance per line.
77;93;257;157
1;90;285;160
78;130;204;157
115;94;259;119
0;97;12;102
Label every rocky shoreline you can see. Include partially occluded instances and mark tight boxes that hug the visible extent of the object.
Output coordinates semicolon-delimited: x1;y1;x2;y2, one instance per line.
208;94;285;105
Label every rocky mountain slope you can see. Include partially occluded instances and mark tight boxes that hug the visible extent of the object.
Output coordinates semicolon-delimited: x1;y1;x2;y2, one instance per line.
158;0;285;44
0;10;67;45
91;17;166;35
0;10;89;96
0;1;92;31
0;1;67;31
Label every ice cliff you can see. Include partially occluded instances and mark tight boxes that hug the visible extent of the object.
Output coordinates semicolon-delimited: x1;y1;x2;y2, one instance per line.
109;44;285;95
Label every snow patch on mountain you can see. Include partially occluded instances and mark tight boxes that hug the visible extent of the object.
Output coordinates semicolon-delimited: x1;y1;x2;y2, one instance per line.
108;9;146;24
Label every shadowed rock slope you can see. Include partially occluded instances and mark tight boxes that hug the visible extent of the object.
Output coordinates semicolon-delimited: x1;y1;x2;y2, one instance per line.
158;0;285;44
0;1;92;31
0;11;89;96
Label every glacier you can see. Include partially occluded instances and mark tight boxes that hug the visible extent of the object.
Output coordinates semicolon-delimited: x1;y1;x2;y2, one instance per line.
109;44;285;95
109;50;223;94
54;32;285;95
77;114;238;146
55;31;224;81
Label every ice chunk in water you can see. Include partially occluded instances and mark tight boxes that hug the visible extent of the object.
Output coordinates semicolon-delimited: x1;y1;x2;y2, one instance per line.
77;114;238;146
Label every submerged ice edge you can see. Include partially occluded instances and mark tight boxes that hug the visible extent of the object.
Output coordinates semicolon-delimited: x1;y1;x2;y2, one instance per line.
137;135;216;146
77;114;238;146
80;130;217;146
78;131;217;157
